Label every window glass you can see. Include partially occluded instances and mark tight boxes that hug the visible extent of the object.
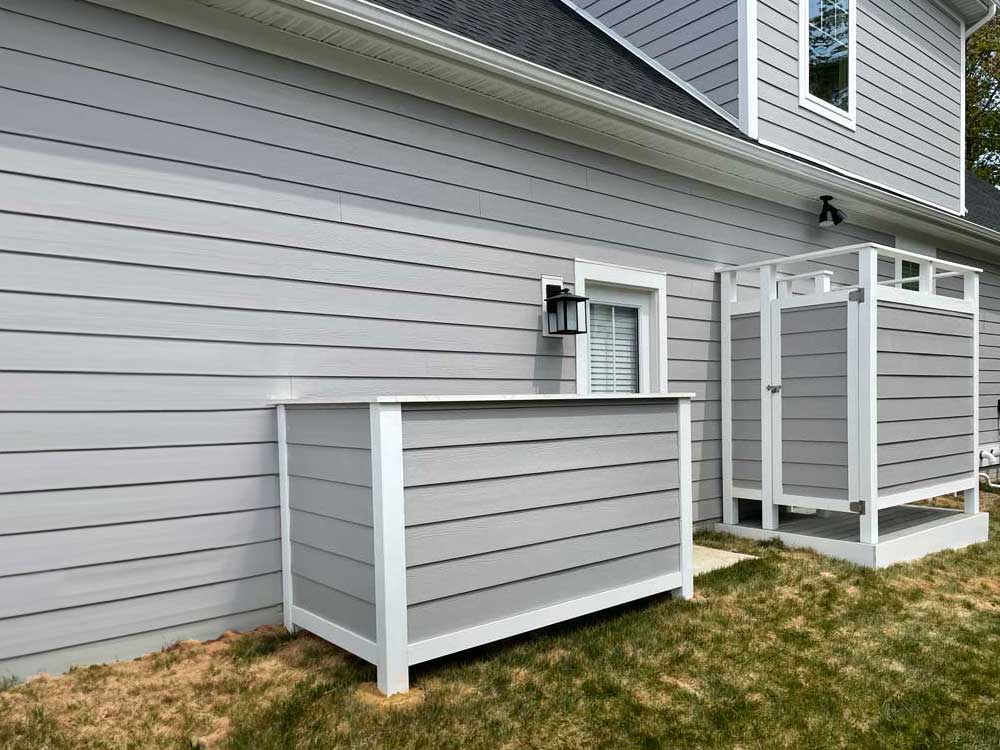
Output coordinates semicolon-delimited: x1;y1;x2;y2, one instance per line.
808;0;850;111
901;260;920;292
589;303;639;393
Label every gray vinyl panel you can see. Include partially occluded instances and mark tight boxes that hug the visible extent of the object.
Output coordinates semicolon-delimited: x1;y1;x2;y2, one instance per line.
406;491;680;566
289;510;374;566
780;304;849;499
407;547;680;642
290;542;375;604
0;0;895;673
401;400;681;640
876;302;975;491
405;460;679;525
583;0;741;116
407;520;680;604
756;0;962;210
291;574;376;641
731;312;762;488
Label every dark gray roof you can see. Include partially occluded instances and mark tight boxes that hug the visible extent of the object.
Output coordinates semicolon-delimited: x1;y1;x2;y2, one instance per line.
965;173;1000;232
366;0;744;138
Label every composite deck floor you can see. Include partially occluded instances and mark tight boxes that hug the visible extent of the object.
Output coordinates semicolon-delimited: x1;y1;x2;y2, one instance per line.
734;504;963;542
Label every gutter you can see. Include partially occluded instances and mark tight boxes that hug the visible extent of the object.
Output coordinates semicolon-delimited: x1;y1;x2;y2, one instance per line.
968;1;997;36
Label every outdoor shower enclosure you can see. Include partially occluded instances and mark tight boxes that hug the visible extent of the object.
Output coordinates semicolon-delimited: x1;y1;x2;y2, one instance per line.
718;243;988;565
275;393;694;695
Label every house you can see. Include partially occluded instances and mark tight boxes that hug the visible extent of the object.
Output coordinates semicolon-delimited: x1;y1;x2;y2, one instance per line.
1;0;998;690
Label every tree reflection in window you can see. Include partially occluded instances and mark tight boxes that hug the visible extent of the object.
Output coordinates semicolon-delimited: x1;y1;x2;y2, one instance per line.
808;0;850;111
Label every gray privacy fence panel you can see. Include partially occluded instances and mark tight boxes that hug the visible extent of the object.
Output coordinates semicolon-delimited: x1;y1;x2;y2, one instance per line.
876;302;975;493
780;303;849;500
279;395;694;695
730;313;762;491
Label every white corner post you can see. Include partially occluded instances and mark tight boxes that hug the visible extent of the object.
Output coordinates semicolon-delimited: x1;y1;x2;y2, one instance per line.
276;405;295;633
857;247;879;544
966;270;980;515
370;402;409;695
759;265;778;530
677;397;695;599
720;271;737;525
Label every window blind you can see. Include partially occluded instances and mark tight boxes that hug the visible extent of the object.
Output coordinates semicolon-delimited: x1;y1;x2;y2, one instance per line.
589;303;639;393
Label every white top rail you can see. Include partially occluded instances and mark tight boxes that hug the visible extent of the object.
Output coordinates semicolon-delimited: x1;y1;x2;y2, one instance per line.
715;243;982;275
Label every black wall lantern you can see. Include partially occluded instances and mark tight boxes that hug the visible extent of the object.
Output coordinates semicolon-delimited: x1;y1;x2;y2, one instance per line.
545;284;588;335
817;195;846;227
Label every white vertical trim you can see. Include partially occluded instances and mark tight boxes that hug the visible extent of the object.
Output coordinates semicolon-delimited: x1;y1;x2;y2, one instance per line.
574;259;669;395
558;0;741;128
276;405;294;633
769;294;783;508
967;270;980;514
738;0;759;138
370;402;409;695
857;248;879;544
677;398;695;599
720;271;737;524
960;18;968;215
797;0;858;131
759;265;778;530
847;299;859;506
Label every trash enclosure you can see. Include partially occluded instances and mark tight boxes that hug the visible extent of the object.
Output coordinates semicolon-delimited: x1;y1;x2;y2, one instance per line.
718;243;989;566
275;394;694;694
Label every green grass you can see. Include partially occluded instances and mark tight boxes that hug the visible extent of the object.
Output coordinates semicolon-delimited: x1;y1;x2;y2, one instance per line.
3;495;1000;750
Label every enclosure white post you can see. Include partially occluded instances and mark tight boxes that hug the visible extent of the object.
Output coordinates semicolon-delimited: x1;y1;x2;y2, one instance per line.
759;265;778;530
966;271;980;515
720;271;737;525
857;248;879;544
677;398;695;599
370;402;409;695
919;261;935;294
276;405;295;633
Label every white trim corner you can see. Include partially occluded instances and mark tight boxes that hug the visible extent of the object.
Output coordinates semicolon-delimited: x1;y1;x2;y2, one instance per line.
370;401;409;695
276;405;295;633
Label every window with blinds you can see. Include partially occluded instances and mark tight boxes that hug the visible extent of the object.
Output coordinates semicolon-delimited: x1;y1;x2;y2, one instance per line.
588;303;639;393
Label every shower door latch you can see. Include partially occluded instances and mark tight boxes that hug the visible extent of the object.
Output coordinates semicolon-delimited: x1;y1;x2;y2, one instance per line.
765;384;781;393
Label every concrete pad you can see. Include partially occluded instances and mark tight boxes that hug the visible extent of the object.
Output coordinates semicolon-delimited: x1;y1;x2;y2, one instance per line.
693;545;755;576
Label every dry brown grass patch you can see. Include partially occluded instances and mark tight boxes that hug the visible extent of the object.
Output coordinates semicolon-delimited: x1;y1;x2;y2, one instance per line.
353;682;425;710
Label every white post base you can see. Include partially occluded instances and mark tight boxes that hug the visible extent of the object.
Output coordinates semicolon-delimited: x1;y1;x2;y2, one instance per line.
965;485;980;515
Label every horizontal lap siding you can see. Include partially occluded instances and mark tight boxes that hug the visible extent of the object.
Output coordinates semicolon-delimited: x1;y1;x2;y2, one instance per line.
780;304;849;500
0;0;891;675
731;313;762;491
876;302;975;493
581;0;740;116
756;0;962;210
286;406;376;641
401;401;681;642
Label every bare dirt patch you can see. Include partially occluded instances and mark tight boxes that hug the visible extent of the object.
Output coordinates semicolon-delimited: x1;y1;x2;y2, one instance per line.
354;682;425;710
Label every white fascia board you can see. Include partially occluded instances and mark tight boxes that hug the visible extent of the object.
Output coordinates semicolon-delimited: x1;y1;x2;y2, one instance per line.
93;0;1000;254
558;1;741;129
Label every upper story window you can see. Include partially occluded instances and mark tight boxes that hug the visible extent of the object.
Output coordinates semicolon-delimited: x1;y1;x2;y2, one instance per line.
799;0;856;129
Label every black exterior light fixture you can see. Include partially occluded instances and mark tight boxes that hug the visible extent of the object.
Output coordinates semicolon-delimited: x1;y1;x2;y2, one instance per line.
818;195;847;227
545;284;588;335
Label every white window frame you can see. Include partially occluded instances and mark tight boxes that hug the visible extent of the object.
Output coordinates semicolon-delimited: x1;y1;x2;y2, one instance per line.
798;0;857;131
574;259;668;395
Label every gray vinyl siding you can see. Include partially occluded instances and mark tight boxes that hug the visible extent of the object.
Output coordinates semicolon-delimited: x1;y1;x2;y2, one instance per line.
579;0;741;117
876;302;976;493
939;250;1000;464
285;406;376;641
730;313;763;491
0;0;893;677
400;400;681;643
756;0;963;211
780;304;849;500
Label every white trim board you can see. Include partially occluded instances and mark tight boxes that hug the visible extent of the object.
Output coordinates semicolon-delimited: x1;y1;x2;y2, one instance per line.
291;606;378;663
797;0;857;131
276;405;294;632
574;259;669;395
406;571;683;665
738;0;759;139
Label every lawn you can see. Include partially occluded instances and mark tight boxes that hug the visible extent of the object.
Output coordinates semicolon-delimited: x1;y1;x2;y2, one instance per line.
3;494;1000;750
